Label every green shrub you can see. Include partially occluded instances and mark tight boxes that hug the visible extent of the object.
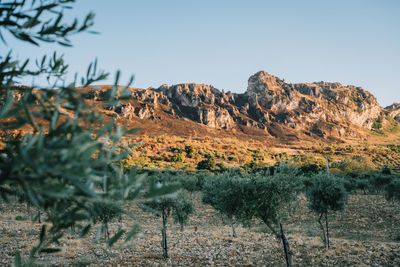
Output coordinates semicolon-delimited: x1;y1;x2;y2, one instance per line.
341;177;357;193
252;149;264;162
184;145;197;158
228;155;238;161
243;160;258;171
332;156;375;173
337;173;373;193
388;145;400;153
197;154;215;170
171;172;212;192
216;162;226;170
300;164;325;176
171;152;186;163
372;121;383;130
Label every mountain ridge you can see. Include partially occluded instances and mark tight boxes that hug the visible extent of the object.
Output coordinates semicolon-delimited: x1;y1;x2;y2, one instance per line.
86;71;400;143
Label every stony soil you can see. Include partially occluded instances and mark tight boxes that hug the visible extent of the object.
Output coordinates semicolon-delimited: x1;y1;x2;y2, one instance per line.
1;193;400;266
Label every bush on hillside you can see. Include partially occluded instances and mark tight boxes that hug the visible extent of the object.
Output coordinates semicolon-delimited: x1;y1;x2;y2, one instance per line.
332;156;375;173
171;152;186;163
197;154;216;170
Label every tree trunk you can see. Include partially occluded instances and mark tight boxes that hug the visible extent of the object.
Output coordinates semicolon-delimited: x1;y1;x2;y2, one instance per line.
318;213;327;248
37;209;41;223
180;223;184;232
325;213;330;249
280;223;292;267
104;221;110;242
162;208;168;258
263;220;280;238
231;217;237;238
27;202;31;219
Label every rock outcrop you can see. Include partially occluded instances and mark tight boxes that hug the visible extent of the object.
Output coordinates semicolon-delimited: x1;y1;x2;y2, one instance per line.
386;103;400;122
86;71;398;140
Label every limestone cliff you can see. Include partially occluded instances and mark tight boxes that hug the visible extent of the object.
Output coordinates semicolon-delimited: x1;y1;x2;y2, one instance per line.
87;71;398;141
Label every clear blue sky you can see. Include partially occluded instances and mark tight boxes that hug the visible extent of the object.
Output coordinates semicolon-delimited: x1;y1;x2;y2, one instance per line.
7;0;400;107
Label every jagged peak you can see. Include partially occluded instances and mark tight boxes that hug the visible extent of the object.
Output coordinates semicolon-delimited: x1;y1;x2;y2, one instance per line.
248;71;283;83
247;71;285;94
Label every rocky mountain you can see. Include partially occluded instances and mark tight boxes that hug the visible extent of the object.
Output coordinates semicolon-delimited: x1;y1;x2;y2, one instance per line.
87;71;399;142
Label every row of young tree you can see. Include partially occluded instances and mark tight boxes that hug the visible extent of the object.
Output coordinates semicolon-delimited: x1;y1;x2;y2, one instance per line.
138;165;400;266
6;162;399;265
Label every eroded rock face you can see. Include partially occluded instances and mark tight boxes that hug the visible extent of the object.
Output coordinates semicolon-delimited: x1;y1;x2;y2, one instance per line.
245;71;382;130
196;107;234;129
90;71;397;139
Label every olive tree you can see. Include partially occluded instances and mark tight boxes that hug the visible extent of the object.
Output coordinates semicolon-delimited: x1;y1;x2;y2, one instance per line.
142;189;193;258
172;190;194;232
247;169;303;267
202;172;246;237
92;201;123;243
142;196;176;258
203;166;302;267
243;172;302;237
306;173;348;248
384;179;400;203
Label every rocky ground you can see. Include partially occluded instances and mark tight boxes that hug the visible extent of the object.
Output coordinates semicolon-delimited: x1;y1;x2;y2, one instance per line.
1;193;400;266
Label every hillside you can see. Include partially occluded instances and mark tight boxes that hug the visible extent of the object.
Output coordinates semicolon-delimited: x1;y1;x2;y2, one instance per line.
71;71;400;171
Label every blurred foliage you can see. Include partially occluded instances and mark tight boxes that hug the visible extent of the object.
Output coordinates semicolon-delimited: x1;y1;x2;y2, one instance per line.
0;1;176;265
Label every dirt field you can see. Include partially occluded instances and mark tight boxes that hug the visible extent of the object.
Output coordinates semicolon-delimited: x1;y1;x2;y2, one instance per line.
1;193;400;266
